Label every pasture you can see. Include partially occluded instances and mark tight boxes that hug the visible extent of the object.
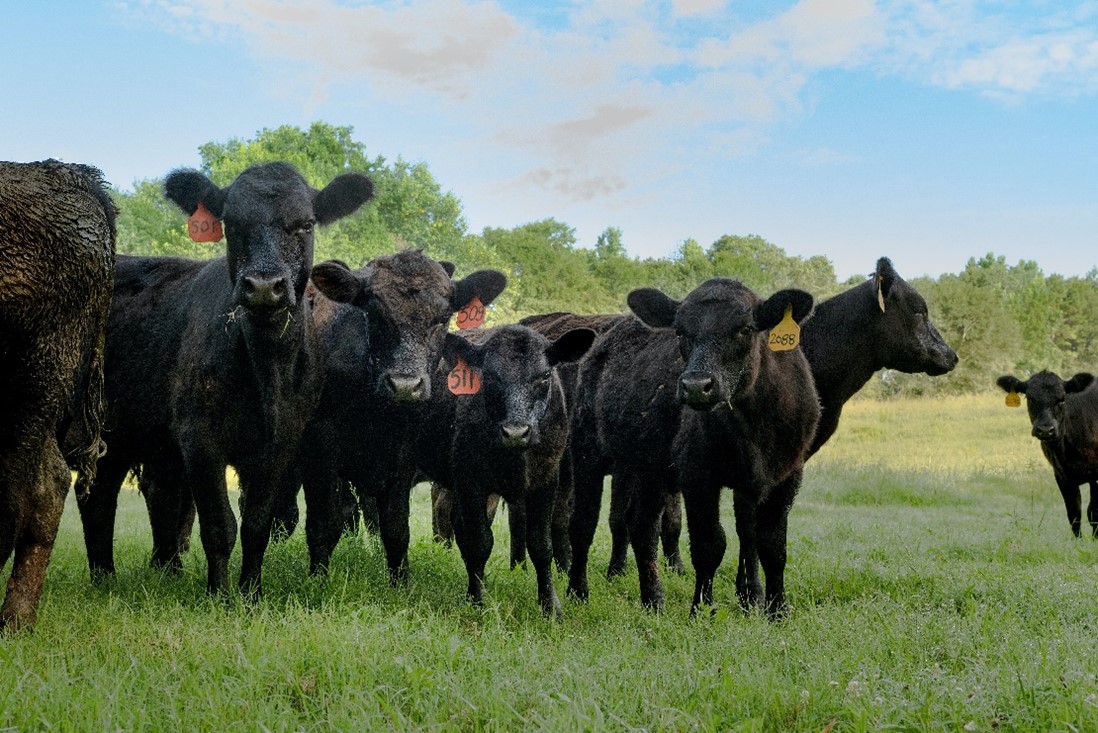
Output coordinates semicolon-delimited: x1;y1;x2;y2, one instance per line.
3;394;1098;731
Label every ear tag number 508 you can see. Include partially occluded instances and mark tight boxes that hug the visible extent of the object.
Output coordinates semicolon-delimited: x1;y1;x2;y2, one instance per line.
187;202;223;243
768;304;800;352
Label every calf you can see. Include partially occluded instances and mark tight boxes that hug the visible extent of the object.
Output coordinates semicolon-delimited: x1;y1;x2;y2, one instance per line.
569;279;819;614
997;371;1098;537
1;160;116;631
75;162;374;598
415;325;595;618
605;256;959;577
294;253;507;581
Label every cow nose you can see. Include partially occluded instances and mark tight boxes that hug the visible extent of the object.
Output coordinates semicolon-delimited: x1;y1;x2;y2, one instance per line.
680;372;717;407
1032;424;1057;441
501;423;532;448
387;373;427;401
242;274;290;310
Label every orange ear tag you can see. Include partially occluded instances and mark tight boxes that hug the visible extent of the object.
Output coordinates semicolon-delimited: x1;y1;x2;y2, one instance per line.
455;296;486;330
447;358;481;395
1005;391;1021;408
767;305;800;352
187;202;223;243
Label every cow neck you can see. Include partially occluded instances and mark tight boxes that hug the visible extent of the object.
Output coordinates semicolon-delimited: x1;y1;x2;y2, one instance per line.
799;281;881;410
237;294;315;441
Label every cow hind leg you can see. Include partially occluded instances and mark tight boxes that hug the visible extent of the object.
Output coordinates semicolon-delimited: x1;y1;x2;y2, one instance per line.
431;482;454;547
1;442;68;632
606;473;631;579
1088;482;1098;538
76;454;129;581
661;491;684;574
567;462;607;602
628;477;669;612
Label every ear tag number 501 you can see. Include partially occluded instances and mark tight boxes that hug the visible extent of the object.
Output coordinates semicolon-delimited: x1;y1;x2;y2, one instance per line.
448;358;481;395
768;304;800;352
188;202;223;243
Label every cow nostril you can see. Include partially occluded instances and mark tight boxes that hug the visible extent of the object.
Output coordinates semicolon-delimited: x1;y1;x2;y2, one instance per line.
501;424;531;443
387;374;426;400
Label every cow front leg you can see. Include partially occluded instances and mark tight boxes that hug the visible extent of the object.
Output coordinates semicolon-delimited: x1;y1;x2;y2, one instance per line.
1056;474;1083;537
661;491;684;574
452;487;494;606
684;482;727;616
730;490;760;611
628;478;669;612
756;473;801;619
1088;482;1098;538
606;473;631;579
376;481;412;586
525;483;562;620
186;457;236;596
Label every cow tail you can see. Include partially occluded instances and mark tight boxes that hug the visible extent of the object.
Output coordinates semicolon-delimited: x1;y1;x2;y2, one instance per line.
73;329;108;499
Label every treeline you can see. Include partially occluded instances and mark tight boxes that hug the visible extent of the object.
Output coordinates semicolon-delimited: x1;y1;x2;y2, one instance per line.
110;122;1098;398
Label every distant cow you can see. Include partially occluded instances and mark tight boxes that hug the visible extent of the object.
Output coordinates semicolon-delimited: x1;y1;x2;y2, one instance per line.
1;160;116;631
415;325;595;618
569;279;819;614
997;370;1098;537
75;162;375;598
605;256;959;578
293;253;507;582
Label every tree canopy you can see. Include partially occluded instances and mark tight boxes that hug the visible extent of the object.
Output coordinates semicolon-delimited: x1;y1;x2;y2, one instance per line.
110;121;1098;398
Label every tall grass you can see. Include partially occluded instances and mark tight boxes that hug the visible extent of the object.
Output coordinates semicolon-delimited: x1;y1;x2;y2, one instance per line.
3;394;1097;731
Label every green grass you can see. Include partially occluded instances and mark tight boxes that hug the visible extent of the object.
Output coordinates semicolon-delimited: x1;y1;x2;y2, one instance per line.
4;394;1098;731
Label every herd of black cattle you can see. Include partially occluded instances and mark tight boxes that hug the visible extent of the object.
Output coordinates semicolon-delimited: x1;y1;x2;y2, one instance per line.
2;160;1097;633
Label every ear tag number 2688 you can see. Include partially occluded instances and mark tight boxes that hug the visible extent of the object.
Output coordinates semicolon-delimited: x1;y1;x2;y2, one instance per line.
768;305;800;352
1005;391;1021;408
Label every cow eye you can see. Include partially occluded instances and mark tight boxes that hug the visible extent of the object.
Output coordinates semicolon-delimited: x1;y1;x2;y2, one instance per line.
290;220;315;235
739;325;754;337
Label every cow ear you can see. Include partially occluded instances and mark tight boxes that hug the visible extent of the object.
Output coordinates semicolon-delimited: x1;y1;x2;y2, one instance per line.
164;169;226;218
628;288;679;328
546;328;596;366
1065;373;1095;394
875;257;898;301
452;270;507;310
438;261;457;278
311;260;360;303
755;289;814;331
996;375;1026;395
442;332;485;370
313;173;375;226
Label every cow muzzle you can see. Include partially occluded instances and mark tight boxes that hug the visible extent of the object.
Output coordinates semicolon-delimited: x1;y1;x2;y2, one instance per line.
500;422;533;449
386;372;428;402
241;273;293;313
679;371;721;410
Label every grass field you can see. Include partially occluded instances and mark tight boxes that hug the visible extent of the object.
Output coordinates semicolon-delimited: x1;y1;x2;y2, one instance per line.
4;394;1098;731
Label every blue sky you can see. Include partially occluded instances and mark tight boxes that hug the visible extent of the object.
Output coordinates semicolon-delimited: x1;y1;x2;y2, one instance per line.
4;1;1096;282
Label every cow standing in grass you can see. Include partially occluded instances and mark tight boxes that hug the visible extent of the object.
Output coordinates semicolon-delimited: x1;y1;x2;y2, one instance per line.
568;280;819;614
415;325;595;618
603;256;959;578
997;370;1098;537
291;253;507;581
75;162;375;598
1;160;116;631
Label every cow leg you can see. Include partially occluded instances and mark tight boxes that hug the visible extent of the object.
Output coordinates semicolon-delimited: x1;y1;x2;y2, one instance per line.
550;451;573;573
525;482;562;620
268;480;300;541
451;485;493;606
606;473;631;579
1056;474;1083;537
507;496;528;570
1088;482;1098;538
187;459;236;596
731;490;762;612
431;482;454;547
628;476;668;612
237;466;293;601
683;482;727;616
301;469;342;577
567;458;607;602
75;453;129;581
142;458;190;573
337;480;361;536
756;473;800;619
375;480;412;586
661;491;685;574
0;441;68;632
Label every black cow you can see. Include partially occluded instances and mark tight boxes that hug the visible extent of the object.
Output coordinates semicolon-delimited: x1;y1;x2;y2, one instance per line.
75;162;374;599
293;253;507;582
997;370;1098;537
1;160;116;631
415;325;595;618
605;256;959;577
569;279;819;614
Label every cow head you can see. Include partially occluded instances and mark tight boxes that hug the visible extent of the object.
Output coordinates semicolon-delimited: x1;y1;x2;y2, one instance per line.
997;370;1096;441
164;162;374;320
629;279;813;410
872;257;958;376
443;326;595;449
311;251;507;402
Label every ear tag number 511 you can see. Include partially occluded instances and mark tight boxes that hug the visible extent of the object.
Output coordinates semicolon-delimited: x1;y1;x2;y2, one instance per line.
768;304;800;352
448;358;481;395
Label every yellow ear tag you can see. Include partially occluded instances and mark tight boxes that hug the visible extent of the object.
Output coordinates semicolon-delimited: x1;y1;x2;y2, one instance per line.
876;276;886;313
767;304;800;352
1005;391;1021;408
